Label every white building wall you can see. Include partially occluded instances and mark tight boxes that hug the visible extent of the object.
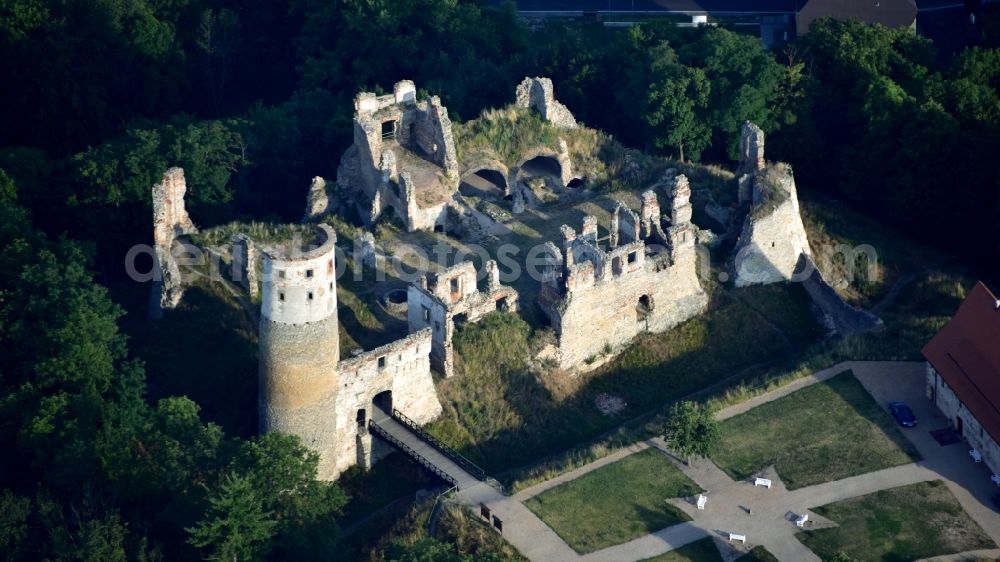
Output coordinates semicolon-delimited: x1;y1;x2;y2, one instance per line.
927;362;1000;475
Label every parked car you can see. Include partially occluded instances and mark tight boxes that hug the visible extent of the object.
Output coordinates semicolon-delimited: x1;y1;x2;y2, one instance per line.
888;401;917;428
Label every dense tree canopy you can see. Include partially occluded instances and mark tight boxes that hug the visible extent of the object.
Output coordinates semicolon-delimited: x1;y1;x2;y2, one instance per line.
0;174;345;561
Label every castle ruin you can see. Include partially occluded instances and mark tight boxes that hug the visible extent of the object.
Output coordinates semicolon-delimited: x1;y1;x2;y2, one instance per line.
407;260;519;378
337;80;459;232
149;167;198;319
732;161;812;287
515;76;578;130
257;223;442;479
538;177;708;369
730;122;883;335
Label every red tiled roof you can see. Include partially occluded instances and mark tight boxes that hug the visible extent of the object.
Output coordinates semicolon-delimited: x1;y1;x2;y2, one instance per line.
922;282;1000;443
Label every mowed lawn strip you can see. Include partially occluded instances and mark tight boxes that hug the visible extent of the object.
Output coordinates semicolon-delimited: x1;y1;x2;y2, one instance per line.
798;480;996;560
712;371;919;489
639;537;724;562
524;448;701;554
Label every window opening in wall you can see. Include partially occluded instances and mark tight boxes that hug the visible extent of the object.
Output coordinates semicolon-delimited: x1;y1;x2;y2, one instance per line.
381;120;395;139
612;256;623;275
422;305;431;322
450;278;460;294
628;251;637;264
377;356;386;369
278;270;286;279
330;282;334;290
328;259;334;275
307;292;314;301
637;294;653;322
356;409;366;427
306;269;314;278
279;292;285;301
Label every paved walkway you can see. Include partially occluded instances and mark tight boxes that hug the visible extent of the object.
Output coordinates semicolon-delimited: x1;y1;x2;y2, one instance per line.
378;361;1000;562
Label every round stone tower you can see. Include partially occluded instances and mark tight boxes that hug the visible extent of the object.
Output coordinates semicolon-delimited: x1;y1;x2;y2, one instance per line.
258;223;341;478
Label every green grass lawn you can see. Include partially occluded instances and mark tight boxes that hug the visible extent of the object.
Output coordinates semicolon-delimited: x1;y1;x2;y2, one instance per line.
798;480;996;561
428;281;822;476
712;371;920;489
640;537;724;562
524;448;701;554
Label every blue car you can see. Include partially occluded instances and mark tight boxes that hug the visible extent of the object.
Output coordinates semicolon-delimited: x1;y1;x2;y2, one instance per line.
889;401;917;428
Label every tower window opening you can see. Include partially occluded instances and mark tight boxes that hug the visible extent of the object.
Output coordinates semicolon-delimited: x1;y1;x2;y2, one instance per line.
327;259;333;275
279;292;285;301
306;269;314;278
377;356;386;369
278;270;286;279
329;282;334;290
307;292;314;301
628;251;637;264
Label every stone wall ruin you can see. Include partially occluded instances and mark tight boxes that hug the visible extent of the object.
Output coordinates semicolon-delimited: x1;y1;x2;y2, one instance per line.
730;122;882;335
407;260;519;378
257;223;443;480
515;76;578;129
337;80;458;232
538;176;708;369
149;167;198;319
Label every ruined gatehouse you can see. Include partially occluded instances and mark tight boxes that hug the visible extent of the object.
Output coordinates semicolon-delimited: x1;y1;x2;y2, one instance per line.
257;224;442;480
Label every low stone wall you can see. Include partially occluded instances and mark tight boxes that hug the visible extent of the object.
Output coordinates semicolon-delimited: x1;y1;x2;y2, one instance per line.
799;254;883;335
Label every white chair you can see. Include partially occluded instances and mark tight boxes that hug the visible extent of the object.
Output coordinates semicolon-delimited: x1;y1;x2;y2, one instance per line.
754;477;772;489
796;514;809;528
696;494;707;510
970;448;983;463
729;532;746;543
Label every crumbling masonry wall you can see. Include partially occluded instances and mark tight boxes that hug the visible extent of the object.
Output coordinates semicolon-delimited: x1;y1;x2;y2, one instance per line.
407;260;519;377
333;328;439;475
231;234;259;298
338;80;458;232
539;178;707;369
732;162;812;287
150;167;198;319
515;77;578;129
257;224;443;480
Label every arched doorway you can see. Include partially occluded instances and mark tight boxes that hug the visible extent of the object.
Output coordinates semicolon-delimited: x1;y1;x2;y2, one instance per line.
459;169;507;198
520;155;562;180
373;390;392;414
567;177;584;189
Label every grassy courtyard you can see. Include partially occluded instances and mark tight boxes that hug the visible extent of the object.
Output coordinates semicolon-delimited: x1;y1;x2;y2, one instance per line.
798;480;995;561
712;371;920;489
524;448;701;554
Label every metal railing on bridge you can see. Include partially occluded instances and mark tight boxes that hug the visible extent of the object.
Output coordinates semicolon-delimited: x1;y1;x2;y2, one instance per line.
367;419;459;488
388;408;487;481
